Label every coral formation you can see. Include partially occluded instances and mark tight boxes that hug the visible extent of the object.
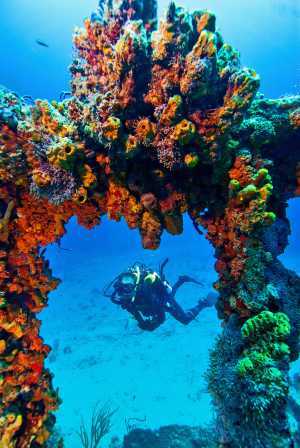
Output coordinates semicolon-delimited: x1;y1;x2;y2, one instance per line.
236;312;291;434
0;0;299;446
121;424;218;448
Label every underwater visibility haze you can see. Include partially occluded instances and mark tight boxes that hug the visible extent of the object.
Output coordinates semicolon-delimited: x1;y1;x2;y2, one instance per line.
0;0;300;447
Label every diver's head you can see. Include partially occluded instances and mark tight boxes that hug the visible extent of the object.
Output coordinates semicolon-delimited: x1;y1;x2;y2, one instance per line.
111;265;142;302
103;264;142;303
114;272;137;297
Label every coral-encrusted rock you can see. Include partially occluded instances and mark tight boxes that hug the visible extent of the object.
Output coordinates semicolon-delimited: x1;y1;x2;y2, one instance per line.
123;425;217;448
0;0;300;447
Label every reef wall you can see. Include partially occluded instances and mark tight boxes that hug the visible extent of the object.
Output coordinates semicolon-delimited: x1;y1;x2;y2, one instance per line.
0;1;299;446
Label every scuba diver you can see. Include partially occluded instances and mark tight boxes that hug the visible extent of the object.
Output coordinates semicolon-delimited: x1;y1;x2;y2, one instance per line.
103;258;217;331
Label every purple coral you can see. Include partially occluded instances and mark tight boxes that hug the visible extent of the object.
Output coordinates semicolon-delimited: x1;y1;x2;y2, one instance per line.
30;162;76;205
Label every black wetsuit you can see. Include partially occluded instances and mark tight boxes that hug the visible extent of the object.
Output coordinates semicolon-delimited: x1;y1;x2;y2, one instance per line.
111;270;210;331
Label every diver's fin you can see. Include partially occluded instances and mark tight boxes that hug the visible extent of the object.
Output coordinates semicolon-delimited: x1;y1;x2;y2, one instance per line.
159;257;169;280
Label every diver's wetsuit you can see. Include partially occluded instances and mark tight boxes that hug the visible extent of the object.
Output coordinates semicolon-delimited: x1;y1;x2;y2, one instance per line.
107;260;214;331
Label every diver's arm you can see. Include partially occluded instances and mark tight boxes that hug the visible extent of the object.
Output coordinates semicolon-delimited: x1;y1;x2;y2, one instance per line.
199;291;219;308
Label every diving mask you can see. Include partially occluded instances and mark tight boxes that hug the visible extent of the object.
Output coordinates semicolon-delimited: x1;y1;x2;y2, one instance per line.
116;273;137;294
114;265;141;298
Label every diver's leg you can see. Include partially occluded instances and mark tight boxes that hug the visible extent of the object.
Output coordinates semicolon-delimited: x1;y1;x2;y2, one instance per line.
171;275;203;298
166;298;202;325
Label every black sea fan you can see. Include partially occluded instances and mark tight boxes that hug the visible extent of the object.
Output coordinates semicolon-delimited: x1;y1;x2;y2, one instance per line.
77;403;117;448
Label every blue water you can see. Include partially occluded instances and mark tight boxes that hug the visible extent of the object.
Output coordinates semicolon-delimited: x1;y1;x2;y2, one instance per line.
1;0;299;99
1;1;299;446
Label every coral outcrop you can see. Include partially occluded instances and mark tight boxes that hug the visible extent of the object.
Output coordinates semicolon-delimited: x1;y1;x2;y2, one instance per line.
0;0;299;446
121;425;217;448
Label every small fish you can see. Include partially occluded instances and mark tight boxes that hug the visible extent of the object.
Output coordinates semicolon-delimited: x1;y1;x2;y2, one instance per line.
36;39;49;48
59;91;71;101
22;95;35;105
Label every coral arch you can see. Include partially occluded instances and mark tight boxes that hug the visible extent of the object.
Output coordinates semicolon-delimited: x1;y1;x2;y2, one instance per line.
0;1;299;446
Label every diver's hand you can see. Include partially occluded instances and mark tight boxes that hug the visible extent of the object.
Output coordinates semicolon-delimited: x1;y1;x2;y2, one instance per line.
199;291;219;308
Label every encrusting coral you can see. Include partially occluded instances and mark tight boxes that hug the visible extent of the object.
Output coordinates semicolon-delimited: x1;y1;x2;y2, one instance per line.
236;312;291;428
0;0;299;446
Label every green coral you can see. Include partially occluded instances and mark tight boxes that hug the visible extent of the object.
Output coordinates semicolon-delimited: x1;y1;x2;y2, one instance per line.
254;168;271;186
241;310;291;341
237;311;291;405
236;184;257;203
229;178;240;192
235;311;291;438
